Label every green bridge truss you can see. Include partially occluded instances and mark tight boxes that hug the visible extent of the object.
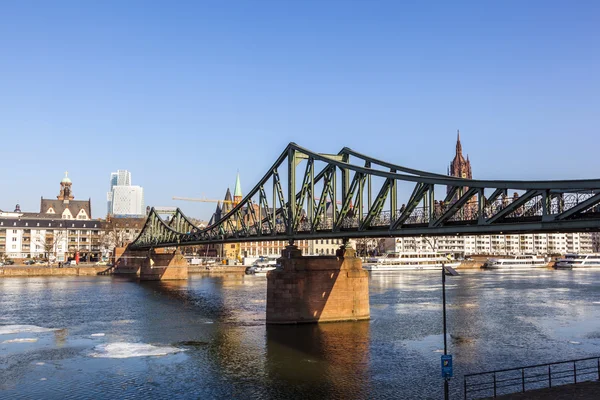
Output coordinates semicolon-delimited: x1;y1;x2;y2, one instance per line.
130;143;600;249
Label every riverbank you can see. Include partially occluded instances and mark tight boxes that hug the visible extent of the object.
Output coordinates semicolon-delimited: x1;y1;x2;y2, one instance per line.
0;265;107;277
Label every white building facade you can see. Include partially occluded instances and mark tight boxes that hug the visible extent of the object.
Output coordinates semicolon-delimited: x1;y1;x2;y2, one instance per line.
0;214;102;262
107;170;144;217
392;232;593;256
111;186;144;216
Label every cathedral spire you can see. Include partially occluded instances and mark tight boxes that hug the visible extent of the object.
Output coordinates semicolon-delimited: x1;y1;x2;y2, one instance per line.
456;130;462;156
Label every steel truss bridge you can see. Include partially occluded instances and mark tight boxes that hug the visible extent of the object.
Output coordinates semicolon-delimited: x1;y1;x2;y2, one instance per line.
130;143;600;249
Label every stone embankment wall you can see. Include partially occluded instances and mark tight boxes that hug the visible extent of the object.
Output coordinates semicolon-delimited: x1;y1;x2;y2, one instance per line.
457;260;485;269
0;266;107;277
188;266;247;274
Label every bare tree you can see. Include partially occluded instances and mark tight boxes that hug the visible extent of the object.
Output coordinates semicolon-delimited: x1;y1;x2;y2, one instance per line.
355;237;388;257
40;230;65;267
101;225;127;251
593;233;600;253
422;236;438;252
101;218;143;252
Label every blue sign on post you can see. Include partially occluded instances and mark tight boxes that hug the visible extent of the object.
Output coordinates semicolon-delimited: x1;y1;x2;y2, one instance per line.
441;355;453;378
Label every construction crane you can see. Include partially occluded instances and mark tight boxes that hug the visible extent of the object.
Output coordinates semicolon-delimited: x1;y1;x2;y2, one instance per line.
174;196;342;205
173;196;236;204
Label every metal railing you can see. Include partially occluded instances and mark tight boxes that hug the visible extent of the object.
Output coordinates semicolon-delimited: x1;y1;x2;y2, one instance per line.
464;356;600;399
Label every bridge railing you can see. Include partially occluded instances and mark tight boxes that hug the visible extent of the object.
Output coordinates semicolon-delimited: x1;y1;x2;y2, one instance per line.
463;356;600;399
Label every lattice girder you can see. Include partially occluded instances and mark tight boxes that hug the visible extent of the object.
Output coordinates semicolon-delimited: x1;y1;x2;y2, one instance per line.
129;143;600;249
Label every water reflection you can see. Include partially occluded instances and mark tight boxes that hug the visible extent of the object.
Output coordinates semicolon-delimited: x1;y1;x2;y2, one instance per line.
266;321;371;399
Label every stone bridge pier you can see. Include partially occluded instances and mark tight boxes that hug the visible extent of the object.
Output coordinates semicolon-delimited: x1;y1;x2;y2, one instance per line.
266;244;370;324
114;246;188;281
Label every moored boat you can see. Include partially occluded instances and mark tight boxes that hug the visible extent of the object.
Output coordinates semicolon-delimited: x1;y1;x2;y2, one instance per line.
554;253;600;269
363;252;460;271
245;256;279;275
482;255;548;269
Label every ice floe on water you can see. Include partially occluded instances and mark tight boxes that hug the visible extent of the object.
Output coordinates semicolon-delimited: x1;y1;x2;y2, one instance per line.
111;320;136;325
0;325;59;335
90;342;185;358
2;338;38;343
90;333;105;337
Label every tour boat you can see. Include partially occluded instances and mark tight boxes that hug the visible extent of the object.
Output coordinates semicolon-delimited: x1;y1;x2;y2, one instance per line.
245;256;279;275
482;255;548;269
554;254;600;269
362;252;460;271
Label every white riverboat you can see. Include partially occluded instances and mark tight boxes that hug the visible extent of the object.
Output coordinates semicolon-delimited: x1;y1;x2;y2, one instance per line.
482;255;548;269
363;252;460;271
554;254;600;269
245;256;279;275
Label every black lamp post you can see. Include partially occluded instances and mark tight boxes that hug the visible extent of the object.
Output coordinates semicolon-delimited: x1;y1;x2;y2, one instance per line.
442;262;459;400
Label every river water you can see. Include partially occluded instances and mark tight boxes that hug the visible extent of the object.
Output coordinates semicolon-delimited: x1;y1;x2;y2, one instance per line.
1;270;599;399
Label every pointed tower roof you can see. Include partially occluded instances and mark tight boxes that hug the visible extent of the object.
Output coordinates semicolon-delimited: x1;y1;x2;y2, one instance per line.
224;188;232;202
234;172;242;198
456;130;462;156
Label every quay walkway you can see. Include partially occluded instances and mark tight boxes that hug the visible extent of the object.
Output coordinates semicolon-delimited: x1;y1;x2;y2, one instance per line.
492;380;600;399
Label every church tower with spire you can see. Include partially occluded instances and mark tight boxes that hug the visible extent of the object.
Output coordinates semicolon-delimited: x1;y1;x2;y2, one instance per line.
449;130;472;180
233;173;242;206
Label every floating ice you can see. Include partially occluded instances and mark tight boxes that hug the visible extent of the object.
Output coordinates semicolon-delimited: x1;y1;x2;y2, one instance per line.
90;333;105;337
111;320;136;325
0;325;58;335
90;342;185;358
569;341;581;345
2;338;38;343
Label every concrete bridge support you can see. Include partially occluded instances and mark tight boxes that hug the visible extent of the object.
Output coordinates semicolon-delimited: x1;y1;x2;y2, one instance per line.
266;245;370;324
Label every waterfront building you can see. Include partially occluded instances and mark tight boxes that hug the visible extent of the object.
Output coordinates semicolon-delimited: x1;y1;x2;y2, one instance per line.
100;216;146;257
106;169;145;217
392;132;594;256
0;173;102;262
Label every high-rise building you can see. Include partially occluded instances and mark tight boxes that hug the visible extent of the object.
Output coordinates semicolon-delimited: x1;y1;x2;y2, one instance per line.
110;170;131;188
107;170;144;217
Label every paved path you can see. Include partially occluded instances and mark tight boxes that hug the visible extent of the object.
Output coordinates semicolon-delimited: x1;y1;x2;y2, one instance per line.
493;380;600;399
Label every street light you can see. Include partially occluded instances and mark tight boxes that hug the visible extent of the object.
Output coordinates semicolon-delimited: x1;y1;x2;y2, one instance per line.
442;262;460;400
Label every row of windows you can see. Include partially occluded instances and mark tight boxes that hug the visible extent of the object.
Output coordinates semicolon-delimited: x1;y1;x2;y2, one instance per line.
0;222;99;228
4;228;101;235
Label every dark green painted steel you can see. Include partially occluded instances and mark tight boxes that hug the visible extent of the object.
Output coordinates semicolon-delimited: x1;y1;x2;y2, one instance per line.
129;143;600;249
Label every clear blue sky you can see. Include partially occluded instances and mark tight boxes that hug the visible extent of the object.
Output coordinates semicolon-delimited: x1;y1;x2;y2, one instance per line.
1;1;598;220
